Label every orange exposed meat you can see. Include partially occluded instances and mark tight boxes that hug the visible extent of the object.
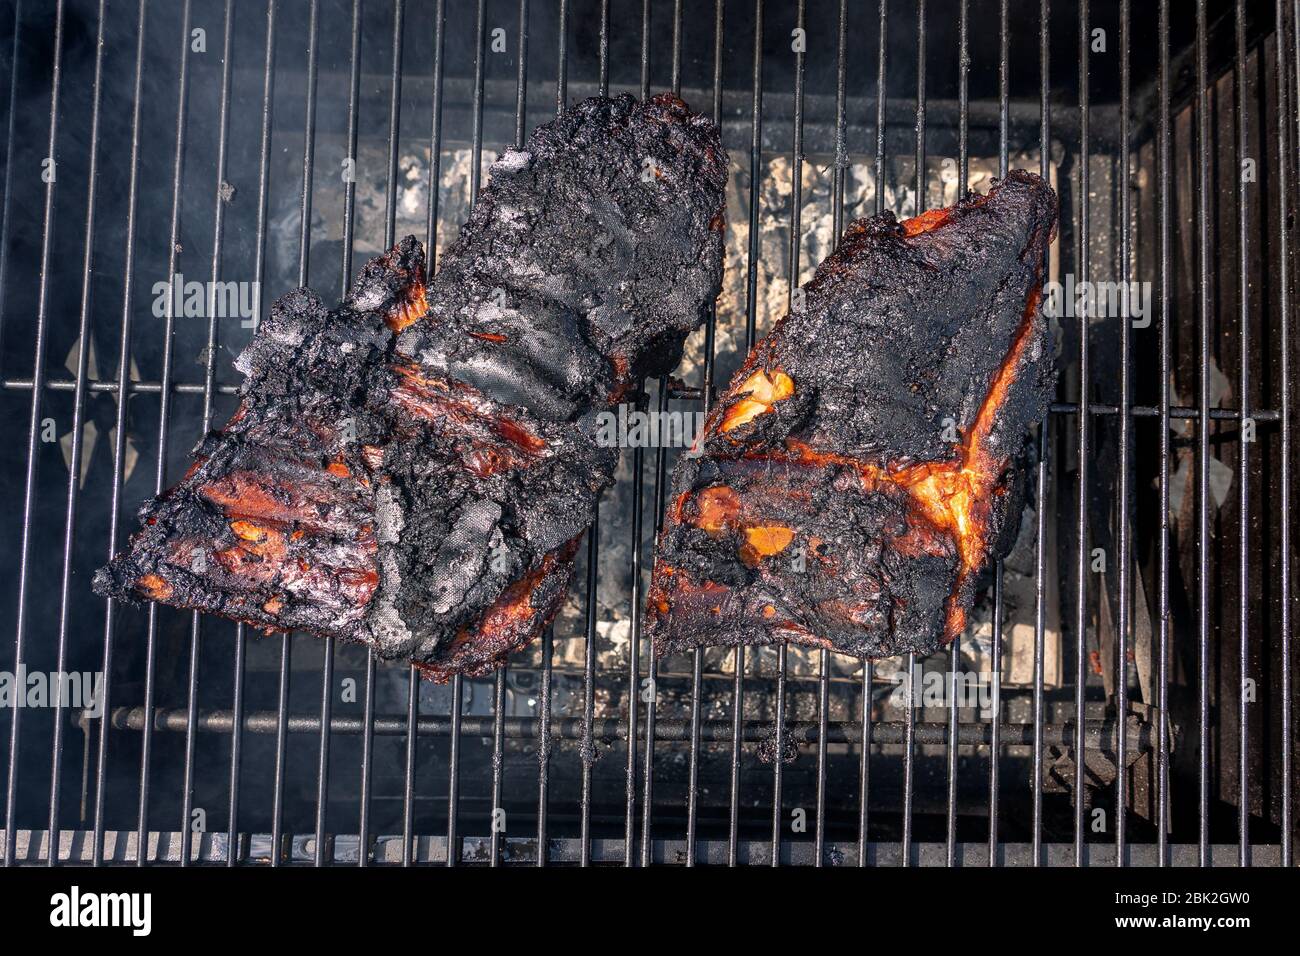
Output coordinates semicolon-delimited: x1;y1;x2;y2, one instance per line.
719;368;795;433
383;282;429;332
743;526;795;556
692;485;741;531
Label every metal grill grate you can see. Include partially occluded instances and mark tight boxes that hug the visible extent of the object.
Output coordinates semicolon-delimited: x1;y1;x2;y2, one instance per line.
0;0;1295;866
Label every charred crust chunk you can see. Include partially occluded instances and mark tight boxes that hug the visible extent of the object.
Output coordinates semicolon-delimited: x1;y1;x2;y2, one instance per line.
647;170;1059;661
94;94;728;680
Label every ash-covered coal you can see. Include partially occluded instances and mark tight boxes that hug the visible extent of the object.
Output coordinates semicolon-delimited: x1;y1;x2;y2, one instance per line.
648;170;1058;662
95;93;728;681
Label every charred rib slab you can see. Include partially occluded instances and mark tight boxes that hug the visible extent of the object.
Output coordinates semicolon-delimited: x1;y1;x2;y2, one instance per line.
95;93;728;680
648;170;1058;660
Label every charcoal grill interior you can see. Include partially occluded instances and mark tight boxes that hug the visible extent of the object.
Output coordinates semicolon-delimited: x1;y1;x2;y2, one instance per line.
0;0;1295;866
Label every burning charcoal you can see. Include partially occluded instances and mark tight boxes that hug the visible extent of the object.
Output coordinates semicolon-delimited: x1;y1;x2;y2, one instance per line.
648;170;1058;661
95;93;728;681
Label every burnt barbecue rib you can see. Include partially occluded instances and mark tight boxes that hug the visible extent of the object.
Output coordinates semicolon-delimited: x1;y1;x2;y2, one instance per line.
94;93;728;680
647;170;1058;660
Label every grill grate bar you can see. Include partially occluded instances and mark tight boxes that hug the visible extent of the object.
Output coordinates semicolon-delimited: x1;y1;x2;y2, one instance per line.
90;0;149;869
487;0;524;872
635;0;683;870
359;0;411;868
1195;0;1212;866
139;0;190;868
480;0;509;874
683;0;725;870
578;0;601;832
579;0;608;868
537;0;563;868
0;376;1284;424
874;0;887;219
813;649;830;866
902;0;928;870
813;0;849;871
684;637;703;865
0;377;1280;423
1232;0;1251;869
369;0;407;873
945;0;969;870
989;0;1011;868
1049;402;1276;420
988;567;1004;862
298;1;320;289
579;509;598;868
3;0;63;870
91;707;1160;750
621;4;651;867
316;644;335;867
620;1;648;869
467;0;486;209
1073;0;1091;870
46;0;107;870
915;0;926;212
514;0;529;146
239;1;286;870
383;1;406;252
225;627;245;866
489;664;506;866
557;0;569;113
638;382;667;867
537;626;553;866
1031;422;1049;866
1278;0;1295;870
421;0;449;860
728;623;744;860
857;662;871;868
443;669;461;865
998;0;1010;181
0;376;1280;421
727;0;764;870
270;636;291;866
830;0;846;239
319;0;366;869
1156;0;1172;868
359;655;380;862
445;0;487;870
860;0;890;867
597;0;608;94
400;662;417;867
344;0;364;286
295;0;325;869
181;0;236;870
768;0;806;871
1114;0;1132;867
1032;0;1051;868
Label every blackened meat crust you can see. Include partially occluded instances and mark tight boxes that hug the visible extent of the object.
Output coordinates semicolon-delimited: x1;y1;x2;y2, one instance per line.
94;93;728;680
647;170;1058;661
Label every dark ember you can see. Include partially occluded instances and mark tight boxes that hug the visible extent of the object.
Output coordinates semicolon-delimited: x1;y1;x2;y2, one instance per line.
94;93;728;680
648;170;1058;661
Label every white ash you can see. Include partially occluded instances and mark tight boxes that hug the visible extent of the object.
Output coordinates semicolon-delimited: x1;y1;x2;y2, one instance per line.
369;480;414;650
492;148;532;174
